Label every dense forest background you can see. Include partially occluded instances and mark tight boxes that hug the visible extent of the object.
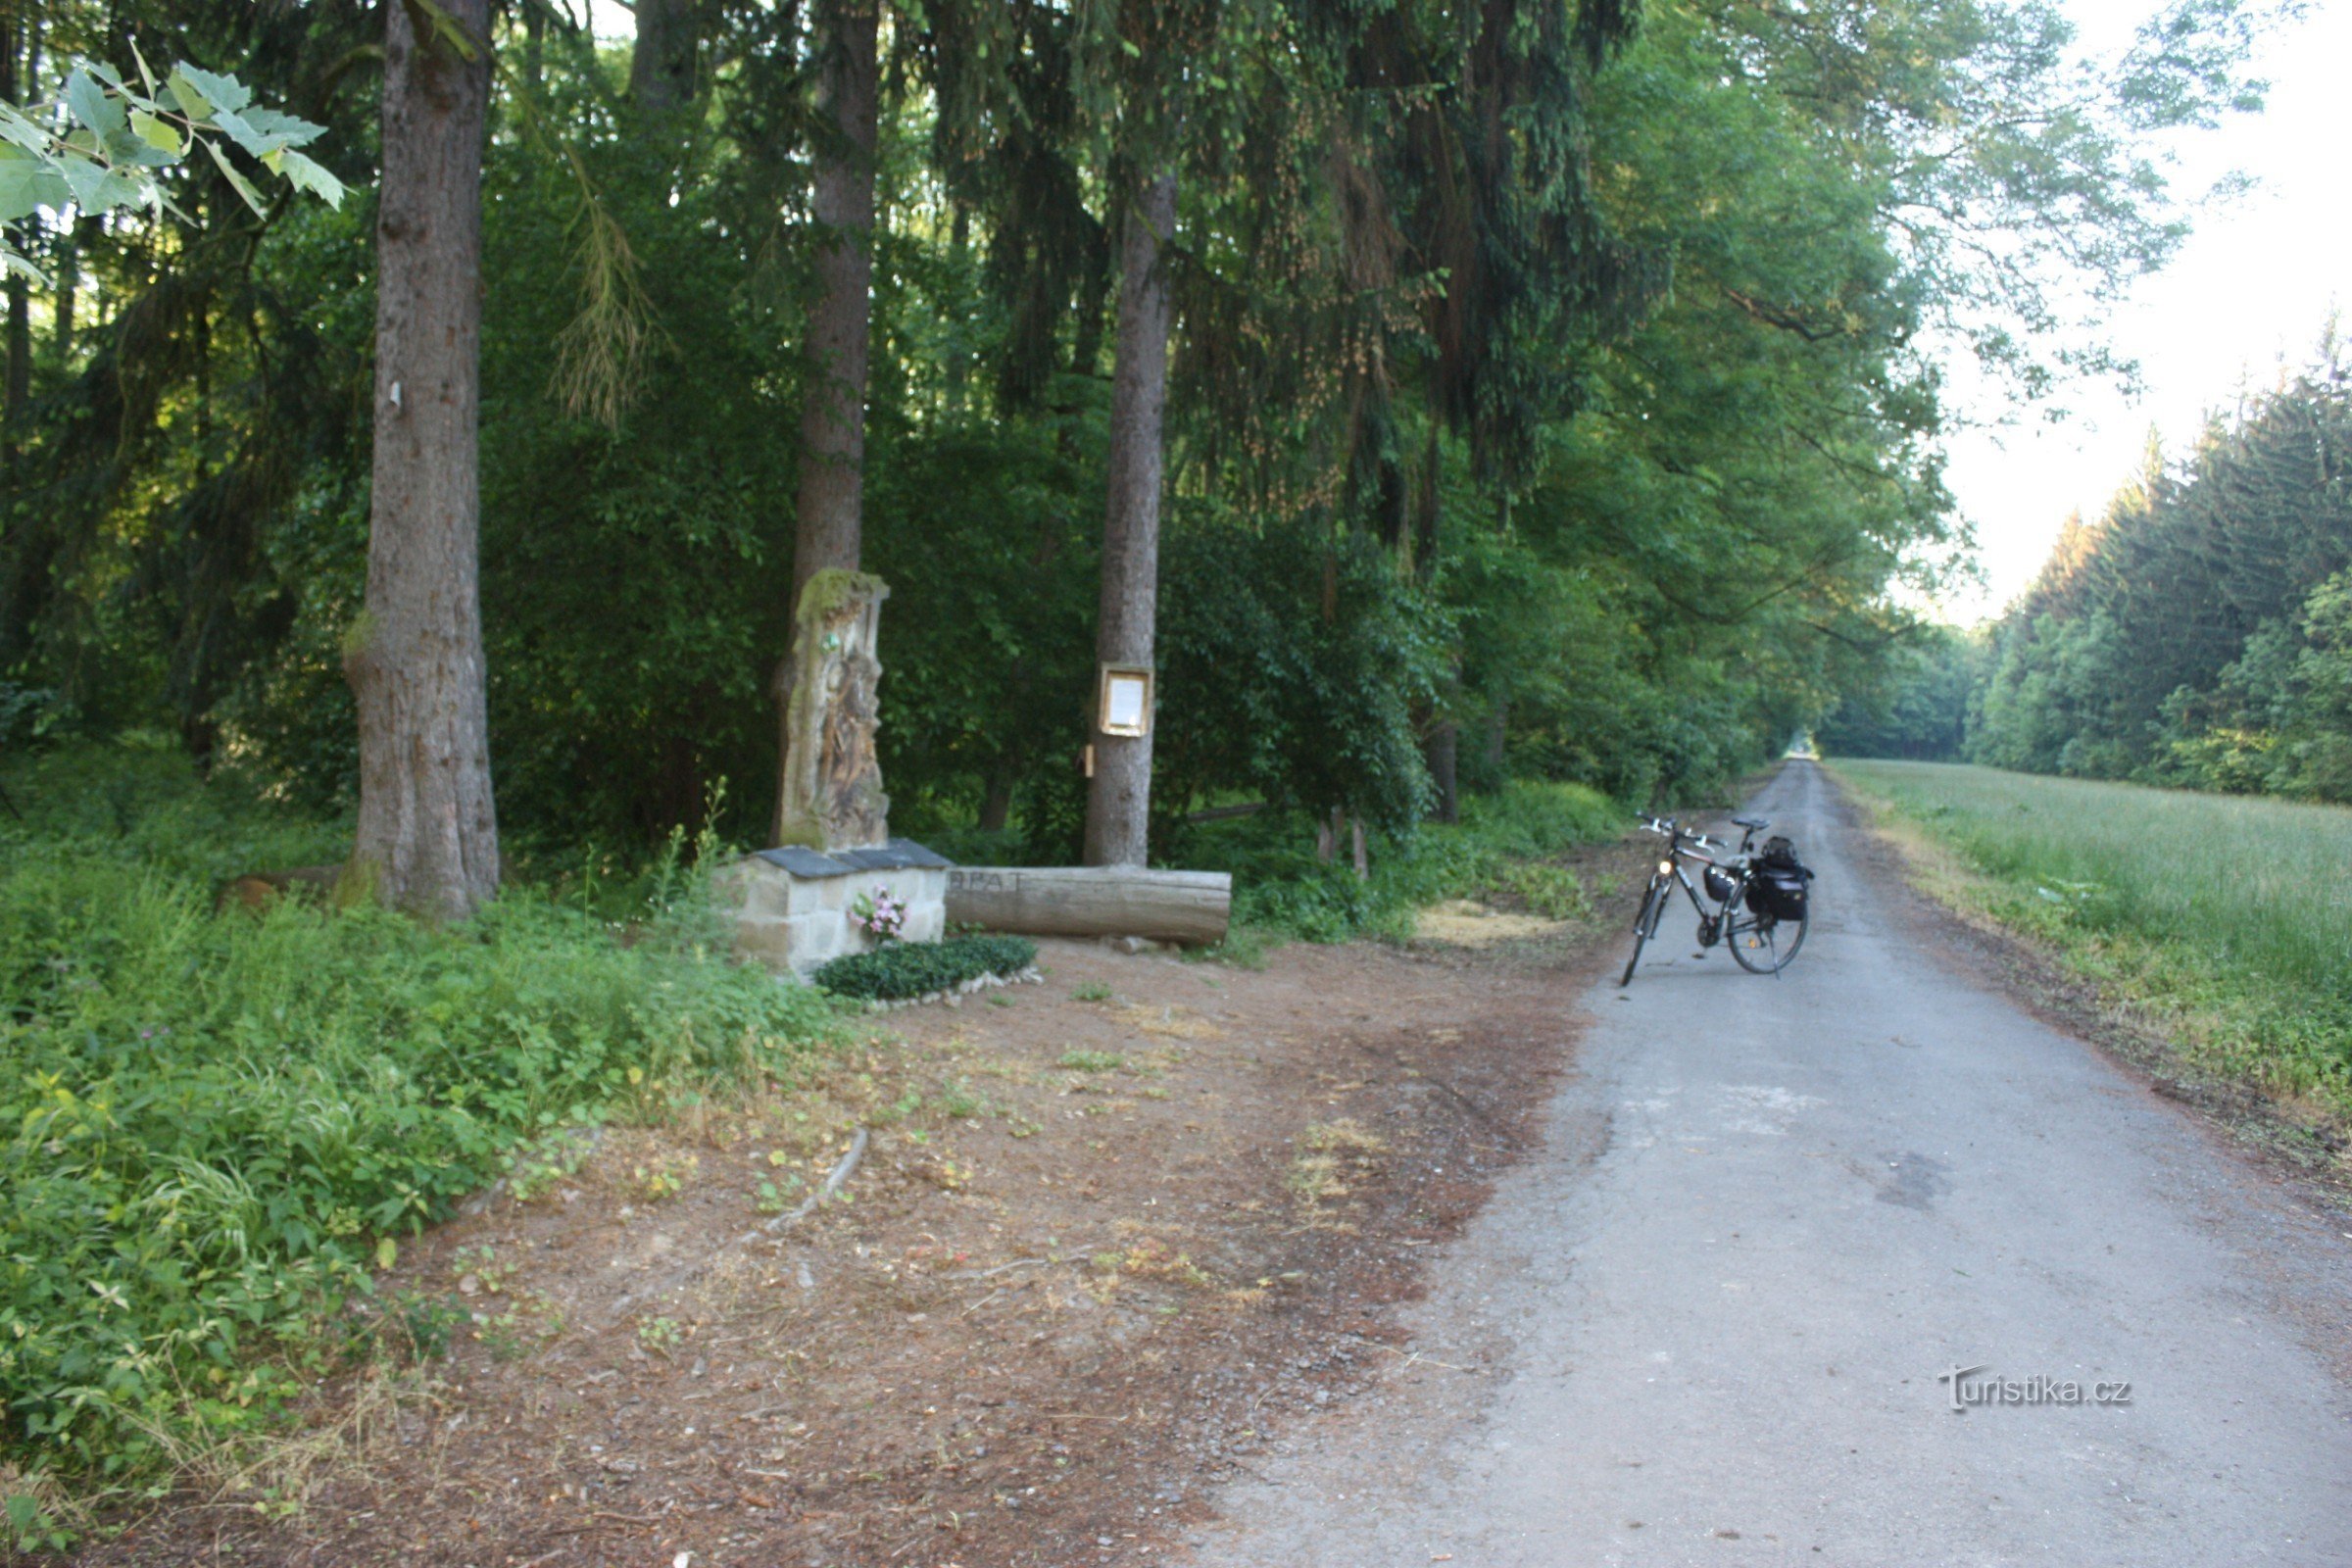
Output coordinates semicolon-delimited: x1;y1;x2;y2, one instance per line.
0;0;2253;873
1822;341;2352;802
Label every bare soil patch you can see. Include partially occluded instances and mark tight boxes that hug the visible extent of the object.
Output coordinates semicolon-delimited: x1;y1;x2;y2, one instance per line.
66;843;1647;1568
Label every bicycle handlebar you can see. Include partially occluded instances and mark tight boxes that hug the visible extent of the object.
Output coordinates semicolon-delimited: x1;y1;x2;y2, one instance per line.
1639;817;1720;853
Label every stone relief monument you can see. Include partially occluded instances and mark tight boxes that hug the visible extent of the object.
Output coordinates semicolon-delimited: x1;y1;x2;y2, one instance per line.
719;570;951;975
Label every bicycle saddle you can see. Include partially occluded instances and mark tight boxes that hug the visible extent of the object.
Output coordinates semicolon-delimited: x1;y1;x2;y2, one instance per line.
1733;815;1768;830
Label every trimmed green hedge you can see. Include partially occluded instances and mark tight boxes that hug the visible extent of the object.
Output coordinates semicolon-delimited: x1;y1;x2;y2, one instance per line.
812;935;1039;1002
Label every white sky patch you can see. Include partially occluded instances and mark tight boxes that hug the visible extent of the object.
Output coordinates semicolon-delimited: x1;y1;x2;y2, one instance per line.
1935;0;2351;624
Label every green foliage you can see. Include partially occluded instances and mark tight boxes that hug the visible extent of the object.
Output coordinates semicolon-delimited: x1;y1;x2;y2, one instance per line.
1819;627;1988;760
810;935;1040;1003
1966;353;2352;802
1199;780;1621;943
0;55;345;281
0;751;832;1486
1838;760;2352;1116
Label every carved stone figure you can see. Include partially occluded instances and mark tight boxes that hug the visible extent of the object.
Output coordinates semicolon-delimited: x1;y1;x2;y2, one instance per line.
776;569;891;852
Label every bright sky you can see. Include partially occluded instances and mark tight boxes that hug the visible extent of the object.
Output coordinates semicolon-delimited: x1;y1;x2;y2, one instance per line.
1936;0;2352;623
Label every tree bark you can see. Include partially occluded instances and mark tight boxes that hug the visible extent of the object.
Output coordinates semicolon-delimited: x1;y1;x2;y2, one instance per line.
1082;169;1176;868
0;13;25;469
347;0;499;921
773;0;880;845
52;216;86;363
628;0;698;111
947;865;1231;946
1425;720;1459;823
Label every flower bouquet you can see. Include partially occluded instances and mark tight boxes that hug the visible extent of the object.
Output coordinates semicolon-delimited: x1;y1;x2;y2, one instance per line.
850;883;906;944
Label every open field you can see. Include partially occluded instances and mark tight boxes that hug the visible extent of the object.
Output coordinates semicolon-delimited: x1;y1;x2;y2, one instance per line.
1833;760;2352;1130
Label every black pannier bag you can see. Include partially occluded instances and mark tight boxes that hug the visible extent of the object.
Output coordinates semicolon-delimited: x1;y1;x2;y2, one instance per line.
1745;836;1815;921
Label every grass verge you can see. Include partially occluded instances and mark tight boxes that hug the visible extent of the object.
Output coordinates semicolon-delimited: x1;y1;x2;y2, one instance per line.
1832;760;2352;1137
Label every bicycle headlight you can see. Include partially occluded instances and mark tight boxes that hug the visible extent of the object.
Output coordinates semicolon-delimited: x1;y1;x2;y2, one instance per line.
1659;859;1675;876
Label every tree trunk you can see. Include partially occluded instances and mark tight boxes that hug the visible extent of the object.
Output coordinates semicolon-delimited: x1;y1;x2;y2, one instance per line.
773;0;880;845
523;0;544;89
1425;720;1459;823
1082;169;1176;869
1483;700;1508;774
0;14;24;469
52;216;86;363
978;769;1014;833
628;0;697;111
347;0;499;921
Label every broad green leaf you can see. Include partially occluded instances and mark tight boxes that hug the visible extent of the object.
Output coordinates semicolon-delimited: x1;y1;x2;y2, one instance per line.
0;107;49;152
56;155;107;212
65;70;126;140
174;63;252;117
129;109;184;157
238;107;326;150
375;1237;397;1270
205;138;267;217
166;67;212;123
211;108;266;160
276;150;347;210
127;37;159;95
0;159;69;224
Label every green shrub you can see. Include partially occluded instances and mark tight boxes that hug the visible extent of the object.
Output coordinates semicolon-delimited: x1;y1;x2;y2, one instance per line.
811;935;1039;1002
1200;779;1623;942
0;756;835;1498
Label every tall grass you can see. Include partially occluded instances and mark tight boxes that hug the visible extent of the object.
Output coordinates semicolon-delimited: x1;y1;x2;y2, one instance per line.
1836;760;2352;1112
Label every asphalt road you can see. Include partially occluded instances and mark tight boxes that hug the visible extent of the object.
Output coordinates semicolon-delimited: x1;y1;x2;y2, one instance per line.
1184;760;2352;1567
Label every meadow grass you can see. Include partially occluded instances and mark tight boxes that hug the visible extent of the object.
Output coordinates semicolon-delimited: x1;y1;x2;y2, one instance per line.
1834;760;2352;1121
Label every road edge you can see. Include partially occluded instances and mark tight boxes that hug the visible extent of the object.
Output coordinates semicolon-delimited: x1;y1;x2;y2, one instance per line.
1818;761;2352;1218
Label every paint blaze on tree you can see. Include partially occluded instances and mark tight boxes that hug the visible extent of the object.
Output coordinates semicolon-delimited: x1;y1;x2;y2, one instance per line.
347;0;499;920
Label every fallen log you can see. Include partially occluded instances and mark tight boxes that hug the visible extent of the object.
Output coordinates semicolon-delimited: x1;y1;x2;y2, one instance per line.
946;865;1231;946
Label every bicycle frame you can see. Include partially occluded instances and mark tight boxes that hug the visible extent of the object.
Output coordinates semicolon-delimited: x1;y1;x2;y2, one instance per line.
1638;822;1749;936
1626;813;1803;984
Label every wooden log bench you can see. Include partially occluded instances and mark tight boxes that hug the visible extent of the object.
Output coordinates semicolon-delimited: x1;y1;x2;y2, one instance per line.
945;865;1231;947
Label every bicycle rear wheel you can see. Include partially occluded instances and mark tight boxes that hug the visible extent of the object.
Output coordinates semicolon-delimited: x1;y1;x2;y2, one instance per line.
1620;881;1666;986
1726;902;1807;974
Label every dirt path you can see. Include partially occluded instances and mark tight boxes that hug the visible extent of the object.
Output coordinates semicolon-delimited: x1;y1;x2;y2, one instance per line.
75;840;1645;1568
1177;762;2352;1566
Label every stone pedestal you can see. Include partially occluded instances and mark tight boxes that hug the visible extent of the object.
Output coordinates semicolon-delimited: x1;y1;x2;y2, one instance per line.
718;839;952;977
732;570;950;977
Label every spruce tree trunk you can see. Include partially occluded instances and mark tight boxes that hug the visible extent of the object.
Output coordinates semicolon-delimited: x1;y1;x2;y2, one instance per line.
1083;170;1177;869
347;0;499;921
772;0;880;845
628;0;697;111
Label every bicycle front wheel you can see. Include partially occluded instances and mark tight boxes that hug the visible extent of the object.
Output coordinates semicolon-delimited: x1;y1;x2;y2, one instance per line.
1726;901;1808;974
1621;881;1665;986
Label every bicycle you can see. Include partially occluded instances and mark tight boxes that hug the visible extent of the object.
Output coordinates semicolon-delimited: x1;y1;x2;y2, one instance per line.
1619;814;1809;986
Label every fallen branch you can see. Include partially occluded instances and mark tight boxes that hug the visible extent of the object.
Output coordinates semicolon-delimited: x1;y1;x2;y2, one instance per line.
763;1127;869;1235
